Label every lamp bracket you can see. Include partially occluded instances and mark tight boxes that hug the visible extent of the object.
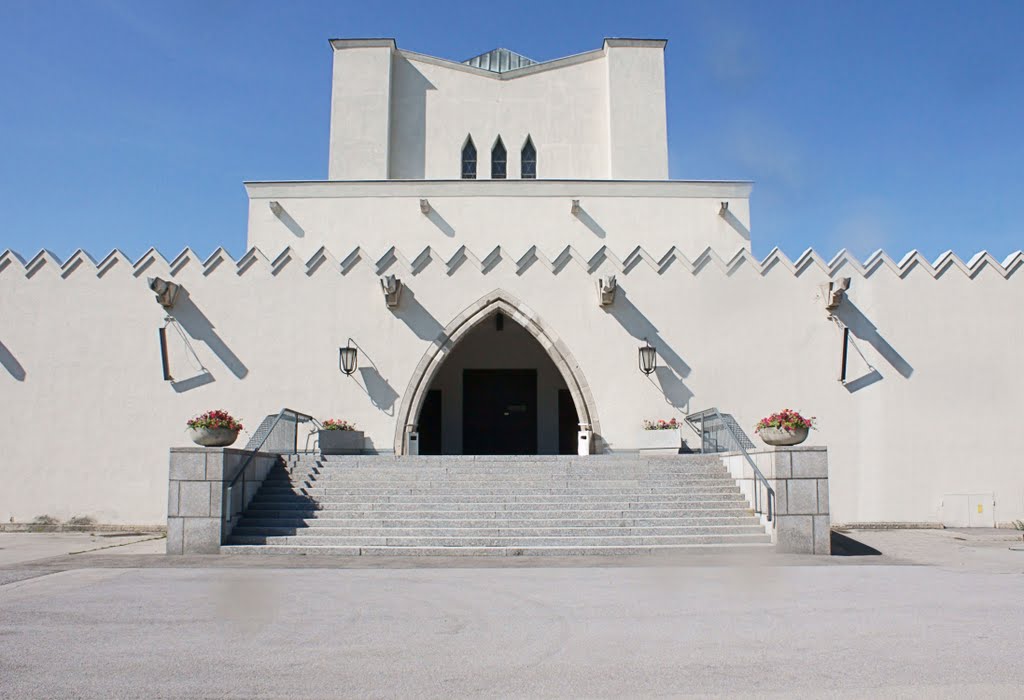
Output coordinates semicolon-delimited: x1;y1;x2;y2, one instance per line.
820;277;851;315
597;275;617;306
380;274;403;308
147;277;181;310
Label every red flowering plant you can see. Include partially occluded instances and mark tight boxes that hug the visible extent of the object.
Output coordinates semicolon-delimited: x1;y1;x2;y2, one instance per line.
642;418;680;431
755;409;815;433
322;419;357;431
186;410;243;432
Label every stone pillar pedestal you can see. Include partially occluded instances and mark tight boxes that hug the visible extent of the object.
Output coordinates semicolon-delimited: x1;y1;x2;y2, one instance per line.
721;446;831;554
166;447;279;555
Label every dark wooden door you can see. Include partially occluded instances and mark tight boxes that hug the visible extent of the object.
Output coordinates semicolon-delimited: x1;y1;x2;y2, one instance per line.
558;389;580;455
418;389;442;455
462;369;537;454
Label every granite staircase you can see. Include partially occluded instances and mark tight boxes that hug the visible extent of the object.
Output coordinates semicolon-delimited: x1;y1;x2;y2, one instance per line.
221;455;772;556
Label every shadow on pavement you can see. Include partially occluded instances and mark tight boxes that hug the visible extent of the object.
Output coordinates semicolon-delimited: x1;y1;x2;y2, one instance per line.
831;530;882;556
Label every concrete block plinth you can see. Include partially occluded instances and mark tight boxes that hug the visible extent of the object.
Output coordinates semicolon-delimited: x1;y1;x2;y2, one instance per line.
167;447;280;555
720;446;831;555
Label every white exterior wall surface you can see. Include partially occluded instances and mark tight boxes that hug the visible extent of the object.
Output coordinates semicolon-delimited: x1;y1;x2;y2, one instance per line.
2;37;1021;532
328;41;394;180
0;246;1021;527
245;181;752;262
332;39;666;181
606;41;669;180
388;51;611;179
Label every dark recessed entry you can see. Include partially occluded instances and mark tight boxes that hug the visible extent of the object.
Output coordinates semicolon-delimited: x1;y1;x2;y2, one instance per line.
418;389;442;455
463;369;537;454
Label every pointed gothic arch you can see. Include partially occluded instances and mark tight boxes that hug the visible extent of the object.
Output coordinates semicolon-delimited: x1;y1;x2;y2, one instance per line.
521;135;536;179
490;136;507;179
461;135;477;179
393;290;600;454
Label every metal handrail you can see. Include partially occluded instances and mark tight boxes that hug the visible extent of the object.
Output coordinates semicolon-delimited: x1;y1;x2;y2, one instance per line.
685;407;774;524
224;407;322;523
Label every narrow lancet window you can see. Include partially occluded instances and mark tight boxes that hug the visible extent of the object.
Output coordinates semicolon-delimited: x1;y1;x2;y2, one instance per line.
461;137;477;179
521;137;536;179
491;137;507;179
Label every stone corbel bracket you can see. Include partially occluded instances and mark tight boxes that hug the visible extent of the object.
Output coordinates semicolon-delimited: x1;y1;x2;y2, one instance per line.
597;275;617;306
380;274;403;308
819;277;850;317
148;276;182;309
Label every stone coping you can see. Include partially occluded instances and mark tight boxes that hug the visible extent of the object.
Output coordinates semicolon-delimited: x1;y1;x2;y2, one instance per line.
720;446;827;455
244;179;753;200
170;446;276;457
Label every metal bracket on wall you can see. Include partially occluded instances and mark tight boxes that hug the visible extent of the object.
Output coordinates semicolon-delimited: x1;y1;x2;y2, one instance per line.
159;315;209;382
831;316;876;384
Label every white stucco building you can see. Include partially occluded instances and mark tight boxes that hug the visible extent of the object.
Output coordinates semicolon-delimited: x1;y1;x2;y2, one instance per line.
0;37;1022;535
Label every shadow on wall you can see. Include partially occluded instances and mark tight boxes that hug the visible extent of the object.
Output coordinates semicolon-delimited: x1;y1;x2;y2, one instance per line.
393;288;445;342
426;207;455;238
574;206;607;239
389;56;436;179
347;339;399;415
834;300;913;394
606;290;693;409
605;290;692;379
0;340;26;381
651;366;692;412
171;370;215;394
720;207;751;243
272;205;306;239
173;290;249;379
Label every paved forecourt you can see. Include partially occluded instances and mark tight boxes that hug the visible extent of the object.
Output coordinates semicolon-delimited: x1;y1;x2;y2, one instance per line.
1;529;1023;698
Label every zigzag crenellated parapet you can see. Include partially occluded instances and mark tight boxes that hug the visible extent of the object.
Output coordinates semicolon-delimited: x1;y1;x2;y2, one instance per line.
0;246;1021;281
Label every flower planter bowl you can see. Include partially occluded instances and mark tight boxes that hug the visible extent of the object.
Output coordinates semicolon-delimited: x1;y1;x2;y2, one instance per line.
187;427;240;447
757;426;809;447
319;429;365;455
637;428;682;455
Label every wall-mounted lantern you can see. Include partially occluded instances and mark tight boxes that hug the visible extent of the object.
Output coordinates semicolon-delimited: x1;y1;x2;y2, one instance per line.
571;199;581;216
719;201;729;217
419;198;431;215
339;342;358;376
380;274;403;308
639;339;657;376
147;277;181;309
269;200;283;216
597;275;617;306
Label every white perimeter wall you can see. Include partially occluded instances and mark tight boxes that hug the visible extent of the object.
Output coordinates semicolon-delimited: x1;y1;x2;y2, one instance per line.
0;245;1021;528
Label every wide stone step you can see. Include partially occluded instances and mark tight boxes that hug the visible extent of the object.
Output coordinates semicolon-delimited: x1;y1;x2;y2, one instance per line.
245;499;750;514
257;485;744;497
220;542;773;557
234;512;757;528
307;463;728;473
225;533;772;547
229;523;766;538
238;506;758;520
251;491;745;504
314;456;724;465
263;475;734;487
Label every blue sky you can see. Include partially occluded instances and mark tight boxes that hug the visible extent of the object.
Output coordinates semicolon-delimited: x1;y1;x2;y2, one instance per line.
1;0;1022;260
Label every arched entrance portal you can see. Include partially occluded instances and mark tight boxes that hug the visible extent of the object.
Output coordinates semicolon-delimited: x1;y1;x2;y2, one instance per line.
394;290;600;455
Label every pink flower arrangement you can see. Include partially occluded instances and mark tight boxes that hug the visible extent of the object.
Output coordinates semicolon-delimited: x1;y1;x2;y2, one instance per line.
643;418;680;431
186;410;243;431
755;409;815;433
322;419;357;431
